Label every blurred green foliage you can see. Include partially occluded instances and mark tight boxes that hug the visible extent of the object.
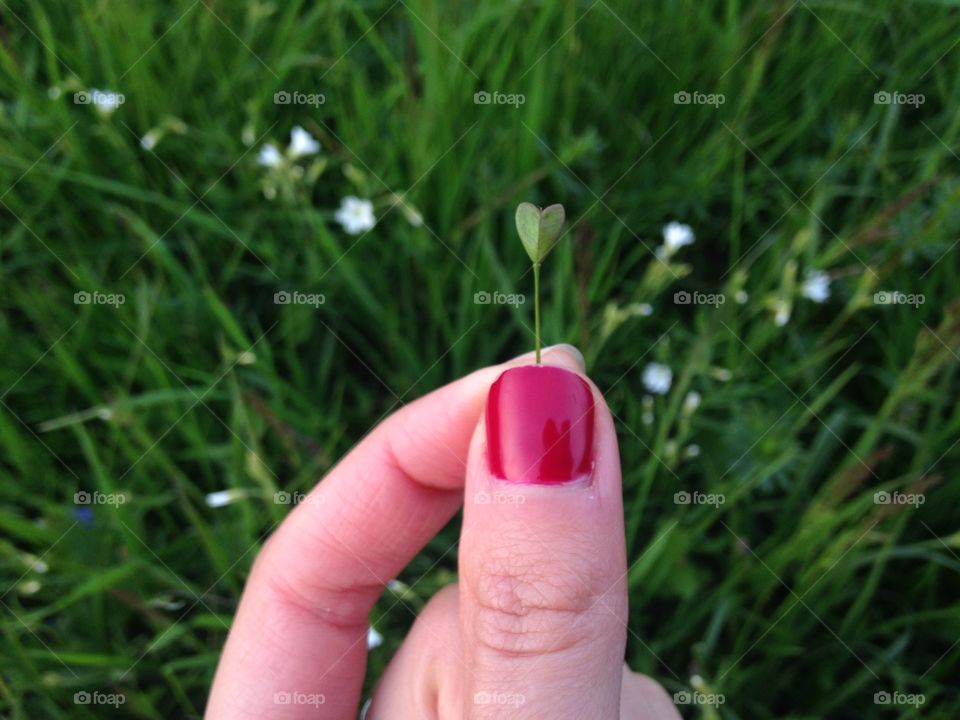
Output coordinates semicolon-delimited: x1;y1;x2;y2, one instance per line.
1;0;959;717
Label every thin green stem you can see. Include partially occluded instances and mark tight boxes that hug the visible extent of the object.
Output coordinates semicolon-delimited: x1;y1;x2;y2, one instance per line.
533;261;541;363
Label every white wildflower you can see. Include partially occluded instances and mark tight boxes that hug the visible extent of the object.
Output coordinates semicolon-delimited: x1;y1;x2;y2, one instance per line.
19;580;42;595
335;196;376;235
658;221;695;258
257;143;283;168
683;391;701;414
642;362;673;395
140;129;160;151
735;290;748;304
367;626;384;650
801;270;831;303
288;125;320;158
204;489;248;508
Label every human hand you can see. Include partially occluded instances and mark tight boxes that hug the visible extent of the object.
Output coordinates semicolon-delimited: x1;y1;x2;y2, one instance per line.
206;345;680;719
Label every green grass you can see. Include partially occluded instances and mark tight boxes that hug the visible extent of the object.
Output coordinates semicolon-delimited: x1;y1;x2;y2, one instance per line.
2;0;959;717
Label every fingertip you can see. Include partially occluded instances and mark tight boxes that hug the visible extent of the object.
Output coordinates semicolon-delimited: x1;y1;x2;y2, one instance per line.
542;343;586;371
504;343;586;374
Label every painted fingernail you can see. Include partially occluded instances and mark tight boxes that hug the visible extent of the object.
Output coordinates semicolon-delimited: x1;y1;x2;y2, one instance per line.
486;365;595;484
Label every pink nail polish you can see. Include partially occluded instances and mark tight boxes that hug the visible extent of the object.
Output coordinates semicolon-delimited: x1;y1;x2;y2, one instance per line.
486;365;594;484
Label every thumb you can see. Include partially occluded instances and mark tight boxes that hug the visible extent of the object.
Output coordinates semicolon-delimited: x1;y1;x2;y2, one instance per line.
459;352;628;719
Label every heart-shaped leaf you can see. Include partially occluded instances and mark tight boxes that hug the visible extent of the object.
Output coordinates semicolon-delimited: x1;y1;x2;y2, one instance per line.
515;202;565;263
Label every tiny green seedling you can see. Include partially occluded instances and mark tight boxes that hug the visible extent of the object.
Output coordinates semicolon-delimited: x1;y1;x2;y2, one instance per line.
515;202;565;363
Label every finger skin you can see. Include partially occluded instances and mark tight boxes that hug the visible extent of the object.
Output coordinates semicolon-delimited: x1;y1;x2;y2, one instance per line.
459;364;628;719
205;346;583;719
369;602;682;720
367;585;464;720
620;667;682;720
